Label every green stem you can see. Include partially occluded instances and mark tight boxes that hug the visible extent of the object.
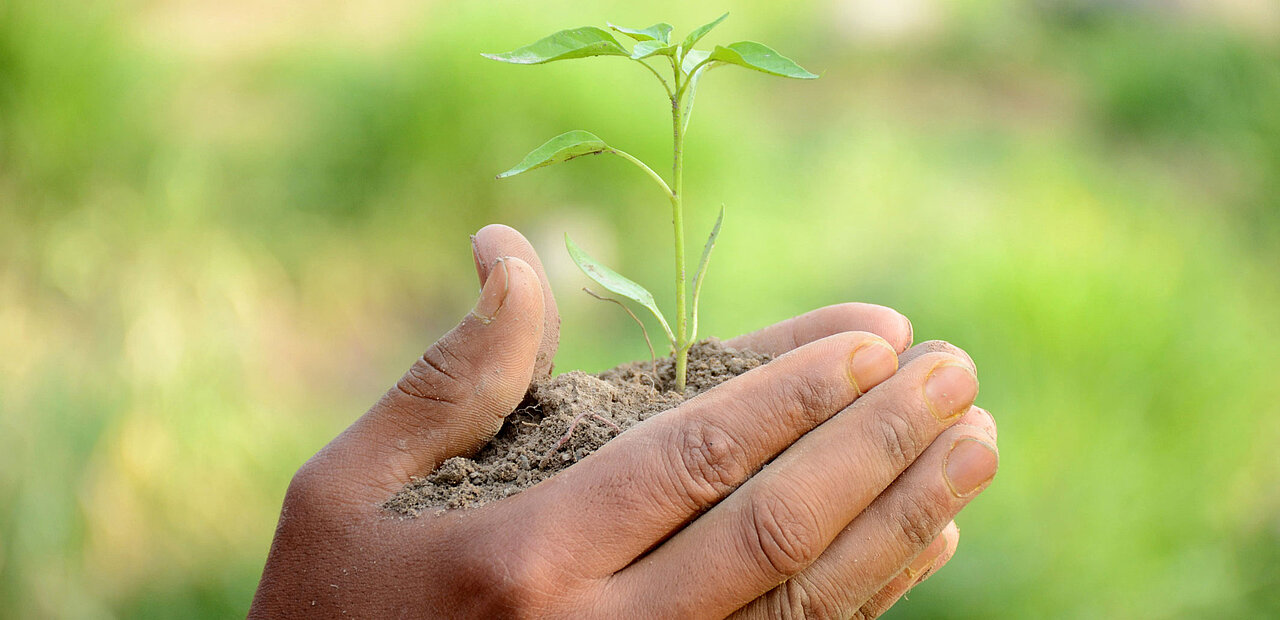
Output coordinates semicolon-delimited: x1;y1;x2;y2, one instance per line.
634;59;673;98
671;89;689;392
611;149;673;198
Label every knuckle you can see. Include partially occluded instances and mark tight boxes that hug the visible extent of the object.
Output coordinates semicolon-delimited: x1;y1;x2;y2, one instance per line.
745;490;826;579
396;338;469;405
282;461;348;526
891;489;953;551
663;419;750;510
872;407;924;472
758;367;844;430
777;574;844;620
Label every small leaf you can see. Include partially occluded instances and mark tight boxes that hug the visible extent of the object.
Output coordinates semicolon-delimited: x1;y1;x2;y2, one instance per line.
680;51;713;133
566;234;675;345
692;205;724;293
708;41;817;79
497;130;610;179
689;205;724;341
482;27;628;65
681;12;729;52
631;40;676;60
681;48;711;75
609;22;673;44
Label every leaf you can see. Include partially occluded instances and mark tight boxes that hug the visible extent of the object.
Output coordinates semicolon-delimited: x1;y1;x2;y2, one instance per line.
496;130;611;179
608;22;673;44
681;13;728;52
708;41;818;79
681;48;711;75
692;205;724;293
482;27;628;65
631;40;677;60
566;234;675;345
689;205;725;341
680;51;713;133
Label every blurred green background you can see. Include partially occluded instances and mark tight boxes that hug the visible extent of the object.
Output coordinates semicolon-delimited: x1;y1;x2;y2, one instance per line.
3;0;1279;617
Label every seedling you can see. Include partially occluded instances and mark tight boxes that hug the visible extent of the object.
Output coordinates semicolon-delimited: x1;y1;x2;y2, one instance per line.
487;14;816;392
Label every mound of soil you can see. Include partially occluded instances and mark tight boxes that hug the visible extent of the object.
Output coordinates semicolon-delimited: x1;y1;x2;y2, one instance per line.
383;338;771;516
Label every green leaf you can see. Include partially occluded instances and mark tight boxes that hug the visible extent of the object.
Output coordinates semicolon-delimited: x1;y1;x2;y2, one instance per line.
708;41;818;79
681;48;711;74
680;50;713;133
631;40;677;60
689;205;724;341
608;22;673;44
496;130;611;179
566;234;676;345
681;13;728;52
482;27;628;65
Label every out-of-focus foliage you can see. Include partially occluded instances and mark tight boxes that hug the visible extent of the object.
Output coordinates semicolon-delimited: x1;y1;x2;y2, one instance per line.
1;0;1277;617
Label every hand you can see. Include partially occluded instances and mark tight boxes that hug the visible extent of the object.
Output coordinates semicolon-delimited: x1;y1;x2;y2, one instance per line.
250;225;999;619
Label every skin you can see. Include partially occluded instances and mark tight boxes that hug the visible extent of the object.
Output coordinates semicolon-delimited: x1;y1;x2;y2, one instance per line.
250;224;999;619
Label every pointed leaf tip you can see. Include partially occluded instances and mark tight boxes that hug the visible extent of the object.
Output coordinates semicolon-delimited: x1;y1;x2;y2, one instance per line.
682;13;729;51
709;41;818;79
693;205;725;292
484;26;629;65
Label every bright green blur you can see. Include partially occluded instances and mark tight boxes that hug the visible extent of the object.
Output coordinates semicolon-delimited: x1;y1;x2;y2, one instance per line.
2;1;1278;617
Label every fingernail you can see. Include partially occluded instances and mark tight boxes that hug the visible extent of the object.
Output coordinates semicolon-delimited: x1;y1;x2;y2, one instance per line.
471;234;487;283
904;533;948;580
943;437;998;497
849;341;898;395
901;313;913;351
473;257;510;324
924;363;978;422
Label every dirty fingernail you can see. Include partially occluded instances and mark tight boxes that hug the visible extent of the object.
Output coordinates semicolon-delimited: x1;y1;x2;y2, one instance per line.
473;257;510;324
849;341;898;394
924;363;978;422
905;533;948;580
943;437;998;497
471;234;487;283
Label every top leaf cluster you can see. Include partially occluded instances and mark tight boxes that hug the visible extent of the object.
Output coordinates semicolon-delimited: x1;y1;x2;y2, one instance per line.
482;14;817;80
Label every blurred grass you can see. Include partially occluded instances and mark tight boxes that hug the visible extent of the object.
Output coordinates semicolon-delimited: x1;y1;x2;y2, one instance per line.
2;0;1279;617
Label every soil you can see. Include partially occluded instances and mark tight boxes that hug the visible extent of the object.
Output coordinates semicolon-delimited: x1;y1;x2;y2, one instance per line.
383;338;771;516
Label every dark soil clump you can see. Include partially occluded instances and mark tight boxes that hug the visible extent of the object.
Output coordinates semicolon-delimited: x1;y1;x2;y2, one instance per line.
383;338;770;516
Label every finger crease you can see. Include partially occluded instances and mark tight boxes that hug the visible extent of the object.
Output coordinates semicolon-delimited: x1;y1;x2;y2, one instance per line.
422;353;463;382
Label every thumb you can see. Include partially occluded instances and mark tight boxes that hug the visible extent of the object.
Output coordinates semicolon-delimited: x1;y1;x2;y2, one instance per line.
317;256;545;500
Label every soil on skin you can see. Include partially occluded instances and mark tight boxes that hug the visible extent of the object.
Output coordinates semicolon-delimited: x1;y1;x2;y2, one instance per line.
383;338;771;516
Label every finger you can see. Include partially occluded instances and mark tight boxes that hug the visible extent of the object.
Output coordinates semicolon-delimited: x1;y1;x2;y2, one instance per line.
958;405;997;441
829;426;992;617
492;332;899;574
314;256;545;501
607;350;979;618
736;422;992;619
854;521;961;619
726;303;913;356
899;339;976;373
472;224;560;377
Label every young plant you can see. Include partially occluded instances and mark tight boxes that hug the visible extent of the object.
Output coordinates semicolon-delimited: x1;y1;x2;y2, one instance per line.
486;14;816;392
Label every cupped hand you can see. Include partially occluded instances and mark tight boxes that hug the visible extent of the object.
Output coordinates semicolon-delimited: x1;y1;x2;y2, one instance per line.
250;225;999;619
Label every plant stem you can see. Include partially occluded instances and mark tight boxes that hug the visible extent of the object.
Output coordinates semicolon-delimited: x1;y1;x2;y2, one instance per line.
610;149;673;198
671;89;689;392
